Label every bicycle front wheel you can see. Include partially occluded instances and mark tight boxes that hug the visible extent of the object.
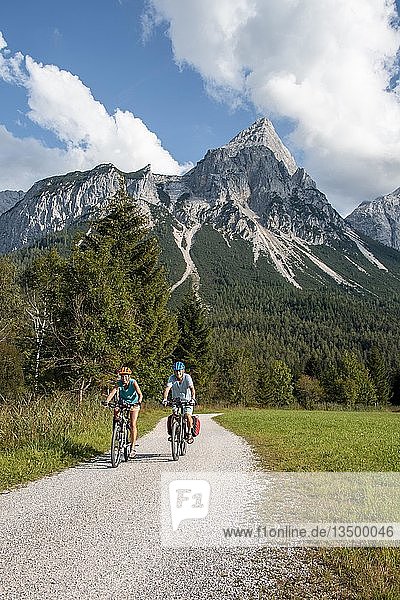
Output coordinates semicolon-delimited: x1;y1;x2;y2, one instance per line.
180;423;187;456
123;423;131;462
171;421;180;461
111;422;122;468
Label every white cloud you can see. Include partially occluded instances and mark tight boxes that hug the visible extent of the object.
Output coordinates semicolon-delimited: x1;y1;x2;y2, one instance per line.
147;0;400;214
0;125;78;191
0;33;189;191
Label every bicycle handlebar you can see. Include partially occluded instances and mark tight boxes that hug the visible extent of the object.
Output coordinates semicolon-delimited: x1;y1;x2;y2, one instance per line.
162;399;195;406
102;400;141;409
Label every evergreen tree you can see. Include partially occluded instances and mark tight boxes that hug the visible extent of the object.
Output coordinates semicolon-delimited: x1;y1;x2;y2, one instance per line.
0;257;25;397
391;370;400;406
0;256;22;344
335;351;378;408
173;287;212;391
367;347;392;406
23;192;177;399
212;343;256;406
21;249;67;391
260;360;295;407
320;362;340;405
303;354;325;379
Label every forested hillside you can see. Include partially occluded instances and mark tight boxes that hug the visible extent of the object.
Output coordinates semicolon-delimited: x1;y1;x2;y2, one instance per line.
167;225;400;408
1;197;400;409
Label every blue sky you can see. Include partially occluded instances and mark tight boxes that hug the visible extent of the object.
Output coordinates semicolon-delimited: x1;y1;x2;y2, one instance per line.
1;0;400;215
0;0;258;163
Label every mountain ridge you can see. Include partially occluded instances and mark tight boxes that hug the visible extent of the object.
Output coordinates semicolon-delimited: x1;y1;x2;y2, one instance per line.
346;188;400;250
0;190;25;216
0;119;398;293
222;117;298;175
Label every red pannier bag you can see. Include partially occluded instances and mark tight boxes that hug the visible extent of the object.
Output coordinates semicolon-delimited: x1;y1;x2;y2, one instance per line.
192;415;201;437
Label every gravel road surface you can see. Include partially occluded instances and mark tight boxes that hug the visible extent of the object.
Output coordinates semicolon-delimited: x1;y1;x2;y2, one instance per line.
0;414;350;599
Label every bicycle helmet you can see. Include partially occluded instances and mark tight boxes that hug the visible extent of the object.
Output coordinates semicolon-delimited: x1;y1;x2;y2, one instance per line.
119;366;132;375
173;361;185;371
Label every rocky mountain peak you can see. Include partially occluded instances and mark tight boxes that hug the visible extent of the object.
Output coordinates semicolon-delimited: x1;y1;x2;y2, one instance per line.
223;117;298;175
0;117;390;291
0;190;25;216
346;187;400;249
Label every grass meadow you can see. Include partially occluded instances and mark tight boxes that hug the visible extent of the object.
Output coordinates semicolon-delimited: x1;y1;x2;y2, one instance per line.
216;408;400;600
215;408;400;471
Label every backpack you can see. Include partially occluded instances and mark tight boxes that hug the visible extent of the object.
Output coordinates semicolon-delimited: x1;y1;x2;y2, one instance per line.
192;415;201;437
167;414;200;437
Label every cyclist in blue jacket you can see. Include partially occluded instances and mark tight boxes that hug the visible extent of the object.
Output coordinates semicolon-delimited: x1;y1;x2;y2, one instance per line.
106;366;143;457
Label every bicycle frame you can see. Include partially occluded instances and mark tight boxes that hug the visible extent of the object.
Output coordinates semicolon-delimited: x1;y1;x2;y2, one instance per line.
170;400;190;461
110;391;132;467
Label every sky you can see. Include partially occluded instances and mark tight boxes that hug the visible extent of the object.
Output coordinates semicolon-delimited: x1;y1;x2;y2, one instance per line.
1;1;400;216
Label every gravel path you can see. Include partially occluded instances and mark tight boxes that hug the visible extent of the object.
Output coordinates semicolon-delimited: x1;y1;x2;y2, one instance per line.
0;414;350;599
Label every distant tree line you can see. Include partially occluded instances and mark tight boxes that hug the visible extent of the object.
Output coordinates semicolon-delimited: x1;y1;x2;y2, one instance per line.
185;225;400;409
204;342;395;409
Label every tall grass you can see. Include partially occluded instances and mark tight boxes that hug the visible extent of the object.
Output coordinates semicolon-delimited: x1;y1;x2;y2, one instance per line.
0;394;163;492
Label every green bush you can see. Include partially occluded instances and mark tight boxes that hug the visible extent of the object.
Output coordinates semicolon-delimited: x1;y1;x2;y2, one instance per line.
0;342;25;399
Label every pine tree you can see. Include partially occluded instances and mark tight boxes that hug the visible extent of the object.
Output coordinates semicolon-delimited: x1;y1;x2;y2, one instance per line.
367;347;392;406
173;287;212;391
0;256;22;344
391;370;400;406
211;343;256;406
20;249;67;391
0;257;25;397
335;351;378;408
23;191;177;399
260;360;295;407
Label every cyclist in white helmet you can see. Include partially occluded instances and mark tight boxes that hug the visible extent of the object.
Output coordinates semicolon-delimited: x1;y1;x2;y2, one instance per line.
162;361;196;441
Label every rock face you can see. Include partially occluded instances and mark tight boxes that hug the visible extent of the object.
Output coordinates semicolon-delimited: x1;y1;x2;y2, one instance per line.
0;165;123;252
176;142;345;246
346;188;400;250
0;118;390;288
0;190;25;216
221;117;298;175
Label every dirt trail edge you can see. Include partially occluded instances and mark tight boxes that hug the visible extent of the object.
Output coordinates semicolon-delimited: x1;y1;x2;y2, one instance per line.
0;414;349;599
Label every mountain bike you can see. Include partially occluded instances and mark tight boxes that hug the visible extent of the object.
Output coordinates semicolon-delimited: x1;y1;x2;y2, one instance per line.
168;400;192;461
103;393;132;468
